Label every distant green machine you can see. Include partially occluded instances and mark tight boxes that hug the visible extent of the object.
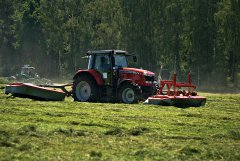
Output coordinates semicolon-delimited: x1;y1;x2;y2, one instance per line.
8;65;52;85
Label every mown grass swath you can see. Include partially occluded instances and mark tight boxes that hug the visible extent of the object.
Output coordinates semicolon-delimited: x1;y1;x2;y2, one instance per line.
0;83;240;160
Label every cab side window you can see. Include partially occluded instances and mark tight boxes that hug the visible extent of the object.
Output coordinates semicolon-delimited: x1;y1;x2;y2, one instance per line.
95;55;110;72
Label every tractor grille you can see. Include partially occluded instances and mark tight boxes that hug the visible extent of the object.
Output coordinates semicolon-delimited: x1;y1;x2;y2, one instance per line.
145;75;154;83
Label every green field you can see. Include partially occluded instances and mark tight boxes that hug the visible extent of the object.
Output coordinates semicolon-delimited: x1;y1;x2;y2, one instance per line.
0;83;240;160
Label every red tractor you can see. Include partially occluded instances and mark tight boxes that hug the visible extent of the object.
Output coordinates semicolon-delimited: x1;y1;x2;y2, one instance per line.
72;50;156;103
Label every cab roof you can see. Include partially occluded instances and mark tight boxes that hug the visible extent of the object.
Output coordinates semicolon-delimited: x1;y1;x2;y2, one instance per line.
21;65;35;69
87;50;130;55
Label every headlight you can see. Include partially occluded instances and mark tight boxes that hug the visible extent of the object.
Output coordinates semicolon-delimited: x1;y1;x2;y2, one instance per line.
144;75;155;84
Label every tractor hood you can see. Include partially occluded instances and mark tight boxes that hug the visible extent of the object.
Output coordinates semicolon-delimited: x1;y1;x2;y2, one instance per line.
120;67;155;76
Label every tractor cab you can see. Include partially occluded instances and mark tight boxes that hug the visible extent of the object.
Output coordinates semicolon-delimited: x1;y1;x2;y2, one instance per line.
20;65;38;78
72;50;156;103
87;50;136;69
86;50;134;85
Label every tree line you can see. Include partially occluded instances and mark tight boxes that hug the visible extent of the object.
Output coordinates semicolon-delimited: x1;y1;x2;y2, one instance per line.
0;0;239;89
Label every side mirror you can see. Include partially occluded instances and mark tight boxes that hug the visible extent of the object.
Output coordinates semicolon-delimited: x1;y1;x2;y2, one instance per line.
133;56;137;62
81;56;89;59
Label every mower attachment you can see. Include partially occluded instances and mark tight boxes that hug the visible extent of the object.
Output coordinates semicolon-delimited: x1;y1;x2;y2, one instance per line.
145;73;206;107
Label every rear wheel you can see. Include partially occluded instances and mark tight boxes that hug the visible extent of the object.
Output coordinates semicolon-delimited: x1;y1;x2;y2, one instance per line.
73;75;98;102
118;83;141;104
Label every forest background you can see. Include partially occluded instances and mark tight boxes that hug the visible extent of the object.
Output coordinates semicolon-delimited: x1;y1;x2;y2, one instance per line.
0;0;239;90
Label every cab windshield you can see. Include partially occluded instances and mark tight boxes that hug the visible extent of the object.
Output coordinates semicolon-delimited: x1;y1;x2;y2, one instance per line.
114;55;128;68
21;67;36;76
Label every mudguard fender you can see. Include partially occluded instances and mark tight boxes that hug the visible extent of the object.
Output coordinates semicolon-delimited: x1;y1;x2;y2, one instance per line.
73;69;104;86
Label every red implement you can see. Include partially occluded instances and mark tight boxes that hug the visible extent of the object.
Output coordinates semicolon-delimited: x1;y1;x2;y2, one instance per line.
145;73;206;107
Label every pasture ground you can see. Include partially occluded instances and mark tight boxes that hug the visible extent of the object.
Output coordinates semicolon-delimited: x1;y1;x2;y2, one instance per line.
0;82;239;160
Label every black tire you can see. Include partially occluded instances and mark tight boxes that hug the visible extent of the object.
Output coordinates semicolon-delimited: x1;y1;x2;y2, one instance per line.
118;83;141;104
72;75;98;102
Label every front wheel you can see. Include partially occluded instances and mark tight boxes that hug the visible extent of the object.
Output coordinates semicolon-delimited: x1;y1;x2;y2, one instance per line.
118;83;141;104
72;76;98;102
